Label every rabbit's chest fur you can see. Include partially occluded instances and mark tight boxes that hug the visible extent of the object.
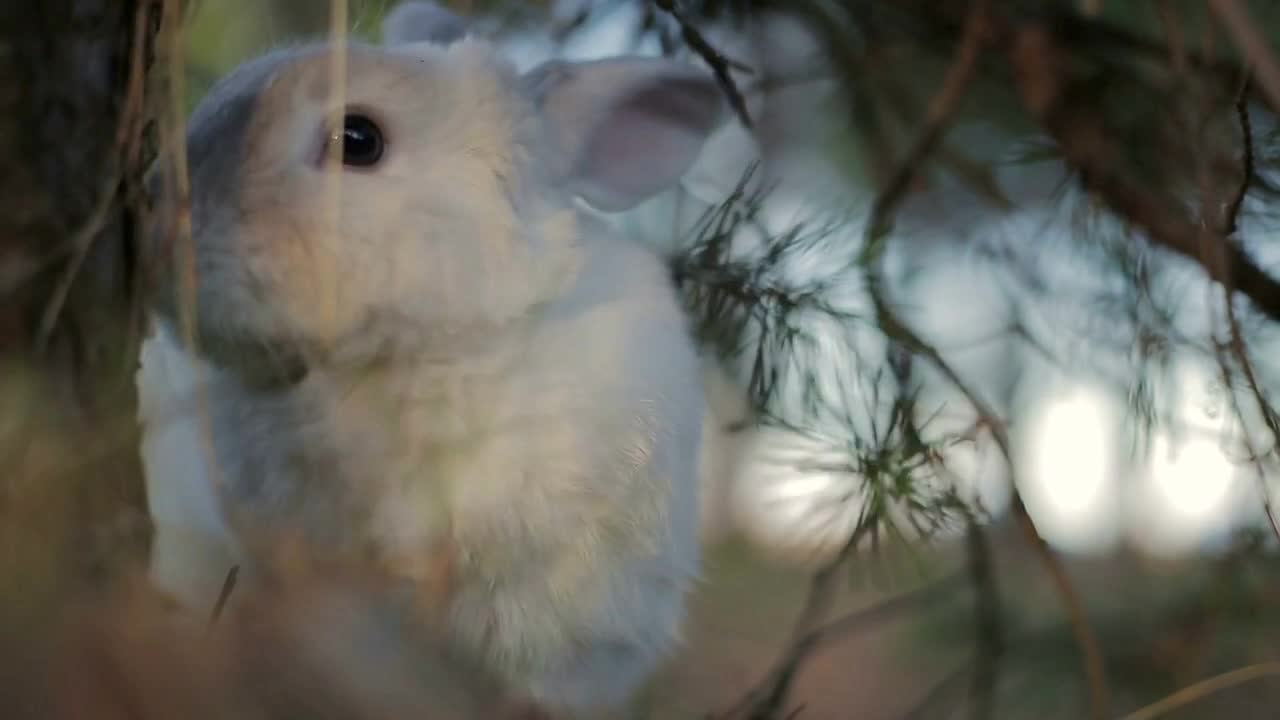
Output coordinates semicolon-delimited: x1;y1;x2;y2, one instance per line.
163;233;704;707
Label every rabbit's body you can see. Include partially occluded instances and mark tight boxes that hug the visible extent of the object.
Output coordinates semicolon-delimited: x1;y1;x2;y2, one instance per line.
141;21;729;714
144;217;701;709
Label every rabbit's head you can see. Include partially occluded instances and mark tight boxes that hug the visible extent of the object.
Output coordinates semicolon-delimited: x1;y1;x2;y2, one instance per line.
153;5;727;383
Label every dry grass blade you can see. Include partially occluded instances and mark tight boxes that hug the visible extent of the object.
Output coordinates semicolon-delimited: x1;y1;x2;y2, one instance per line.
34;2;152;353
324;0;349;341
1118;662;1280;720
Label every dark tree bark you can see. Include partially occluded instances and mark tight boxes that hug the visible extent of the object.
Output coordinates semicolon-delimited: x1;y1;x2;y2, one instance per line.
0;0;161;632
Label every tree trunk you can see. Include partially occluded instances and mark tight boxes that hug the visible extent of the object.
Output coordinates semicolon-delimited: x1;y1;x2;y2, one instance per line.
0;0;159;635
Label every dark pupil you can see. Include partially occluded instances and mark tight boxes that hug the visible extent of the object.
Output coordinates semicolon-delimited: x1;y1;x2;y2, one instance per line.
341;114;384;167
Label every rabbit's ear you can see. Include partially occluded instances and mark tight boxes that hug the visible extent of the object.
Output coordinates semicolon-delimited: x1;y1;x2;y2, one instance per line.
521;56;728;212
382;1;469;46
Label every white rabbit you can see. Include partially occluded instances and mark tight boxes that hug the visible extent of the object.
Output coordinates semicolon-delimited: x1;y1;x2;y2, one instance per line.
138;3;735;714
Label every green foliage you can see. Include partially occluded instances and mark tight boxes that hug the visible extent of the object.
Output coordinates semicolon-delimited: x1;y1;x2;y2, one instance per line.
183;0;398;112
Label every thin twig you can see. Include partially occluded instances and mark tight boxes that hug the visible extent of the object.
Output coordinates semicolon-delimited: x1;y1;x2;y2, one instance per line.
652;0;755;128
1225;320;1280;546
860;58;1114;717
1012;496;1111;720
157;0;236;556
1211;334;1280;545
1213;67;1280;542
808;571;968;650
1176;32;1280;548
719;519;874;720
1118;662;1280;720
818;4;1110;716
715;563;967;720
207;564;240;628
1223;71;1253;236
847;9;1112;719
35;170;124;353
869;274;1113;720
966;516;1001;720
865;0;991;240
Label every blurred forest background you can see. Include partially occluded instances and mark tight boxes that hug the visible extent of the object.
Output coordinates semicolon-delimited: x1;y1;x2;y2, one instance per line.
8;0;1280;718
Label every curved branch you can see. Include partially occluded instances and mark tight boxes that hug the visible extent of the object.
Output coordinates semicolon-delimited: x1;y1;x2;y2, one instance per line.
1009;25;1280;325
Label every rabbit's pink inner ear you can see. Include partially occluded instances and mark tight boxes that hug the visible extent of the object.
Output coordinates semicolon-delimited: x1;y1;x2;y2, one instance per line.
528;59;727;213
381;1;469;46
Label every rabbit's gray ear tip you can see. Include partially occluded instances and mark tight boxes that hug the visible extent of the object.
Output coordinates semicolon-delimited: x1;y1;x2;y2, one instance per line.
382;1;470;46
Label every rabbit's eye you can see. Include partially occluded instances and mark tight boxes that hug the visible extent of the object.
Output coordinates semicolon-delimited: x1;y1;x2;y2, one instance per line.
337;113;385;167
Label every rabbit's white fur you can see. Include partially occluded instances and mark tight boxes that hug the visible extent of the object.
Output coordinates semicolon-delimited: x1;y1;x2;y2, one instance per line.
139;35;731;713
